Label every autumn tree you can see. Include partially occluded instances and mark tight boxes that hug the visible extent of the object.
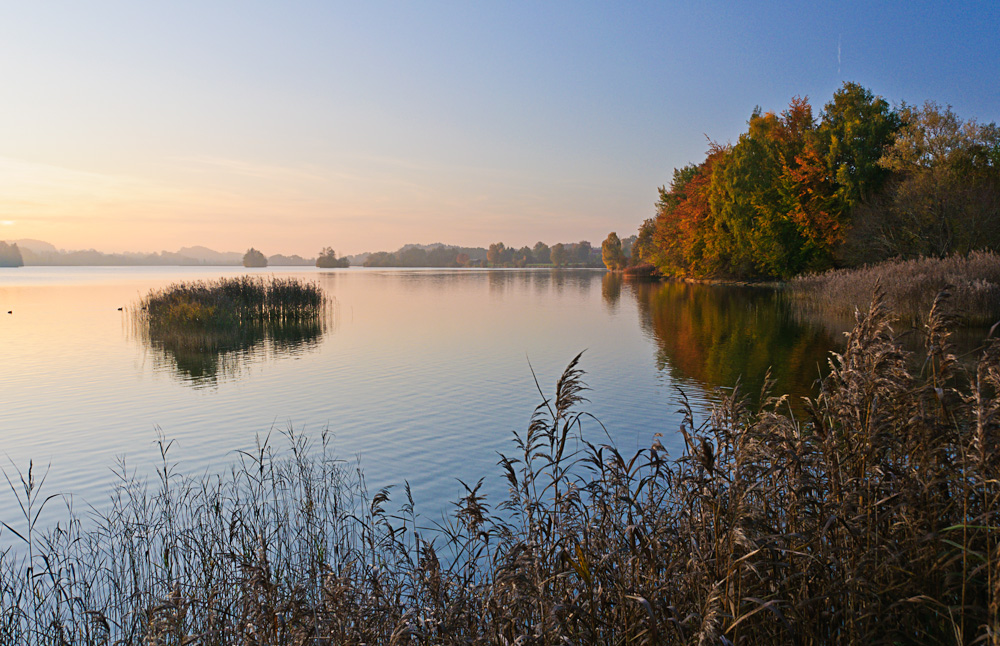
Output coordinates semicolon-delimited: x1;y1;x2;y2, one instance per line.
601;232;626;270
653;156;724;277
637;83;944;279
782;140;844;267
693;95;869;277
487;242;506;267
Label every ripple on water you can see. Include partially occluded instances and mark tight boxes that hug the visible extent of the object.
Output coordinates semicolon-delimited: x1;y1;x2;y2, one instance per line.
1;267;838;535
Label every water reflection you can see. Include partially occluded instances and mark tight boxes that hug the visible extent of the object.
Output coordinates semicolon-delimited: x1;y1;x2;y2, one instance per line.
131;310;334;387
601;273;622;314
630;280;838;404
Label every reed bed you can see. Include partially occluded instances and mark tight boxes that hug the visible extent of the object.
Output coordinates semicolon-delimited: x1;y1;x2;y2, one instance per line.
129;276;330;384
791;251;1000;327
136;276;327;329
3;290;1000;644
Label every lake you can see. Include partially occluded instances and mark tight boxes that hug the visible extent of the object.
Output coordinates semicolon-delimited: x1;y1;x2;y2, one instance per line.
0;266;840;529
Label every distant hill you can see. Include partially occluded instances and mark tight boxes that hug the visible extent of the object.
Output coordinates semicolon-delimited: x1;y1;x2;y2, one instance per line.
398;242;450;252
177;246;243;264
268;253;314;266
20;247;204;266
0;241;24;267
344;251;371;265
13;240;252;266
12;239;58;254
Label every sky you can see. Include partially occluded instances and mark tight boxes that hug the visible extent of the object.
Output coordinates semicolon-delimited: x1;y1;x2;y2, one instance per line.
0;1;997;257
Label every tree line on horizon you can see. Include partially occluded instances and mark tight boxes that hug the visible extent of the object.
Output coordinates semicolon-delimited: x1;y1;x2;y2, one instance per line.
625;82;1000;280
360;240;616;268
4;243;321;267
240;247;350;268
484;240;608;268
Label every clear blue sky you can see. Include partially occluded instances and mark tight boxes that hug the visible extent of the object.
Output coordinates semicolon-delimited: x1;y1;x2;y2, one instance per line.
0;1;996;255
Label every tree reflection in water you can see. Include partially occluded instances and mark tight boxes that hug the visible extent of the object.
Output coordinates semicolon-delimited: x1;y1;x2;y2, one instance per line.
623;278;838;405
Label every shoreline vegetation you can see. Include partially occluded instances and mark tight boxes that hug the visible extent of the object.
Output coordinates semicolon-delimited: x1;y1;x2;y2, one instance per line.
791;251;1000;328
361;241;610;268
624;83;999;282
3;292;1000;643
0;240;613;269
594;84;1000;330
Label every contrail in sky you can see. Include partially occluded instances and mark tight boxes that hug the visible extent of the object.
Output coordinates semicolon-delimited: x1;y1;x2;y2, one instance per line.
838;34;842;76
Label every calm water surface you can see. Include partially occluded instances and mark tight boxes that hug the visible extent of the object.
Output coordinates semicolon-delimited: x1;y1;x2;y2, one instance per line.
0;267;839;528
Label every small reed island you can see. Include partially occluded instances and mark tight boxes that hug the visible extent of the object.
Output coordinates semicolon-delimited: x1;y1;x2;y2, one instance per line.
135;275;327;330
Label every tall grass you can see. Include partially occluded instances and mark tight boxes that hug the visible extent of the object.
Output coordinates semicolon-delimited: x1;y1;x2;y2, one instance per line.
136;276;327;329
791;250;1000;327
3;289;1000;644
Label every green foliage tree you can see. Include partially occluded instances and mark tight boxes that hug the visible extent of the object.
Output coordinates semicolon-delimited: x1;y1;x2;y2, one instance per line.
709;100;831;278
573;241;593;265
0;241;24;267
242;247;267;268
620;235;637;263
398;247;428;266
424;246;457;266
817;82;901;209
361;244;485;267
846;102;1000;260
532;241;551;264
550;243;567;267
632;219;656;266
363;251;394;267
601;232;626;270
